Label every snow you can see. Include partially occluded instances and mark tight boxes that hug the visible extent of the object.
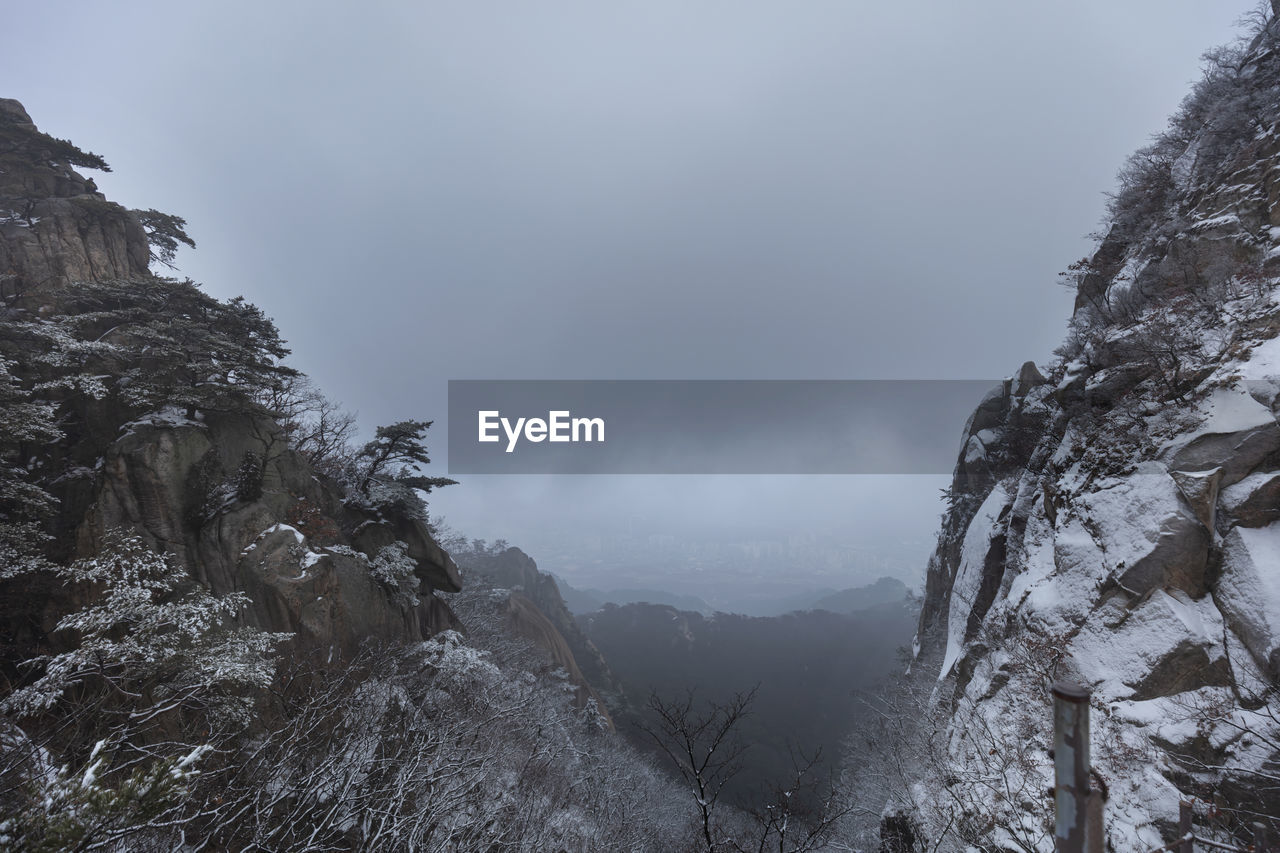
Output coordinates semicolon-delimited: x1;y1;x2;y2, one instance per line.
940;483;1008;679
1188;212;1241;231
80;741;106;789
289;549;328;580
1238;334;1280;381
263;523;305;545
1074;463;1188;578
1006;517;1100;636
1189;385;1275;435
1219;469;1280;513
1070;589;1225;700
0;210;40;227
1171;139;1199;188
118;405;207;434
1217;523;1280;668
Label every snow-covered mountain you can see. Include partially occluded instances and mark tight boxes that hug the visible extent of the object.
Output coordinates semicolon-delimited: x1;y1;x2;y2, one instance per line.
889;10;1280;850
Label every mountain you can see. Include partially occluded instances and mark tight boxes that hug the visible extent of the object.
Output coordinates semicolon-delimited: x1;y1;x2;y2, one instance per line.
580;599;916;806
552;573;909;617
551;575;714;614
550;575;606;613
806;577;910;614
0;98;462;663
446;546;627;714
876;14;1280;850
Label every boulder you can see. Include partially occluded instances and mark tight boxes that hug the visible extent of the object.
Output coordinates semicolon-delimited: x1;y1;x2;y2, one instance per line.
1216;524;1280;679
1169;467;1222;531
1163;387;1280;488
0;101;151;301
1011;360;1046;397
76;412;461;655
1219;470;1280;528
1076;464;1211;598
1070;589;1230;700
235;525;419;656
1167;420;1280;488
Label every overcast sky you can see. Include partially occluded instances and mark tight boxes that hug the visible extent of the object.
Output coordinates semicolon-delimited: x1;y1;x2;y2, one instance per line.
4;1;1255;596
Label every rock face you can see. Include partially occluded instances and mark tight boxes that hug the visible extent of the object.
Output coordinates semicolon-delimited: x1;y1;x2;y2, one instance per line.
72;412;461;655
455;546;624;712
901;19;1280;849
0;100;150;303
0;98;461;661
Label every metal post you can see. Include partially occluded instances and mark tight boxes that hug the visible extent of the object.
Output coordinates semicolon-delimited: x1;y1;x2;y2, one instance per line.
1086;789;1104;853
1255;821;1269;853
1052;681;1096;853
1179;801;1192;853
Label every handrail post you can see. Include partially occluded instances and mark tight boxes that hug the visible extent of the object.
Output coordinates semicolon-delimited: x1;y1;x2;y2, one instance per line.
1052;681;1101;853
1179;801;1192;853
1255;821;1269;853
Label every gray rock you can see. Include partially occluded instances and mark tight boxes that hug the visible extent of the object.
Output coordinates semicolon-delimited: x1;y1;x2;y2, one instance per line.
1219;470;1280;528
1165;419;1280;488
1216;525;1280;680
1011;361;1046;397
1169;467;1222;531
0;100;151;302
77;413;461;654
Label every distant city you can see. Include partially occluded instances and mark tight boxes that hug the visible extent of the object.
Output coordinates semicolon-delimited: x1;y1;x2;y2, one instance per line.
502;527;929;614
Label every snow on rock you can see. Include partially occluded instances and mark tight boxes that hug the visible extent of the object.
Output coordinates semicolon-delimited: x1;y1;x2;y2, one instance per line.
1074;463;1210;597
1217;523;1280;678
1010;515;1104;634
940;483;1008;679
1070;589;1228;701
1239;334;1280;385
263;523;305;545
1162;385;1280;487
118;405;208;437
1168;468;1221;530
1219;470;1280;527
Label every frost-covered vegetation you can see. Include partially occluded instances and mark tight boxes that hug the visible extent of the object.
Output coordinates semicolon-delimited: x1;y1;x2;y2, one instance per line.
0;542;701;850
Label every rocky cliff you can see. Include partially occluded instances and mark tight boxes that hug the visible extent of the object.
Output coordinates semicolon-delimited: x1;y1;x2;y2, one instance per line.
900;12;1280;850
0;99;149;305
450;545;625;715
0;100;461;669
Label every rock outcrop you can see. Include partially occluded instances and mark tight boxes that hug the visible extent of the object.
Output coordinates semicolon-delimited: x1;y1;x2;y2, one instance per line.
900;15;1280;849
0;100;150;303
0;98;461;664
73;412;461;655
454;546;624;714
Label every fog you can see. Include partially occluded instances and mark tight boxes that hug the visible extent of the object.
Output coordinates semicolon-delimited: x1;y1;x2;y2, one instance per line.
3;1;1253;602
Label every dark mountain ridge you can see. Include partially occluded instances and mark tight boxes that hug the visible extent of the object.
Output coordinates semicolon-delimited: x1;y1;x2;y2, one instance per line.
581;598;916;805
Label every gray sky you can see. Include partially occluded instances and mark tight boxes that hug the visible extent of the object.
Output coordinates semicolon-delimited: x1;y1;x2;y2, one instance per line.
4;1;1255;600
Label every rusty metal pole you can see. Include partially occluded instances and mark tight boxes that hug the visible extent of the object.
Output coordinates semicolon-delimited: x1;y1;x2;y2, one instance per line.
1255;821;1269;853
1052;681;1096;853
1179;801;1193;853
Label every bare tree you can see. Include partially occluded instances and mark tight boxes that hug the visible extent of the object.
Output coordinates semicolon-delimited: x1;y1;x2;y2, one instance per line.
256;373;358;476
734;745;854;853
642;687;757;852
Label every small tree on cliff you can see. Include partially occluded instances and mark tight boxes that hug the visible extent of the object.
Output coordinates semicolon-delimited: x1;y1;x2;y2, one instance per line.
130;208;196;271
642;687;755;852
55;278;297;418
350;420;456;517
